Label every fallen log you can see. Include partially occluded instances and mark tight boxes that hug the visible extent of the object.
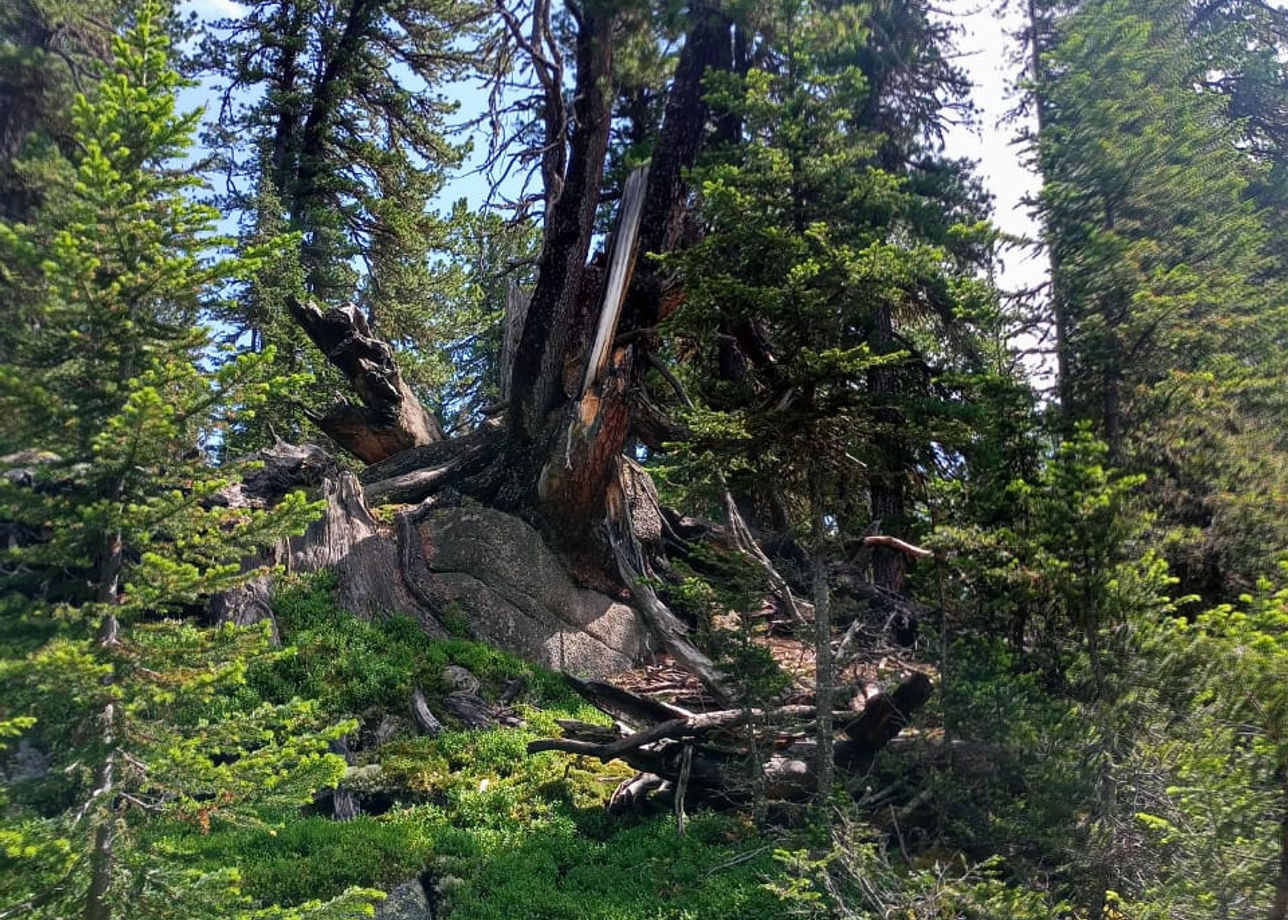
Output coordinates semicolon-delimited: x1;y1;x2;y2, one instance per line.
410;686;443;737
528;671;934;807
834;671;933;773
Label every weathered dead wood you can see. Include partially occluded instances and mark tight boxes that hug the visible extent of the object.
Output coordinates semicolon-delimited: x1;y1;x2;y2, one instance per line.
724;490;809;629
410;686;443;737
364;462;467;507
500;675;528;705
528;705;836;757
553;719;621;745
499;284;530;403
524;221;650;528
506;9;615;443
211;444;393;633
563;675;692;728
582;166;648;396
609;772;665;815
530;704;857;756
861;535;933;559
530;672;934;807
443;691;497;730
360;426;502;487
534;349;637;535
216;440;341;509
287;296;442;463
363;428;503;506
607;514;733;705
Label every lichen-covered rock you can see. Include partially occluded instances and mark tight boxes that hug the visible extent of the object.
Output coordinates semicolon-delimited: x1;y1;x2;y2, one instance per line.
212;446;650;677
373;879;432;920
440;665;480;694
407;506;648;675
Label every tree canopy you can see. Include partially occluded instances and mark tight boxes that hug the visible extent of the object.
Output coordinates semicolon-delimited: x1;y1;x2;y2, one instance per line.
3;0;1288;917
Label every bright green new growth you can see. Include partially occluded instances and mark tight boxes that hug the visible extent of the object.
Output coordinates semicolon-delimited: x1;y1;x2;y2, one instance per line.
0;4;378;917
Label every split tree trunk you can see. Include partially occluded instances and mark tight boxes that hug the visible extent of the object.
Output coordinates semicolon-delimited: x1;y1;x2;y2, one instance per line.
496;1;732;545
286;296;442;463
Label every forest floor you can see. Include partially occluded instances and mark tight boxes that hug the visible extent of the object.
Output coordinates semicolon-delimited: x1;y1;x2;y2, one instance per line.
161;574;816;920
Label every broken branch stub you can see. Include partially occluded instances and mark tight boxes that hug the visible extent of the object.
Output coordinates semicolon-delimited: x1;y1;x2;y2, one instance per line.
287;296;442;463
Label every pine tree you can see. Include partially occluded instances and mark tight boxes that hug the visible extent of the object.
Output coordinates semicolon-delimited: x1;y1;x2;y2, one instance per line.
662;0;1001;592
200;0;488;443
0;0;131;221
657;0;1005;793
0;5;377;916
1031;0;1288;601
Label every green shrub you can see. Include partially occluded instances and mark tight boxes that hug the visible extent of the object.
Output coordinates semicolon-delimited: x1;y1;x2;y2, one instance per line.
157;814;433;907
172;573;801;920
445;813;782;920
253;574;593;718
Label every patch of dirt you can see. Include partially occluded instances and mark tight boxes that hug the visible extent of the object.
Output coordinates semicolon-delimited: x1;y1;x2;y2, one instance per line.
608;604;928;714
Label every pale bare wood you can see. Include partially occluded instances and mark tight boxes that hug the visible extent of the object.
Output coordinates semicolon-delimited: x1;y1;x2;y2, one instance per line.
582;166;649;397
861;534;933;559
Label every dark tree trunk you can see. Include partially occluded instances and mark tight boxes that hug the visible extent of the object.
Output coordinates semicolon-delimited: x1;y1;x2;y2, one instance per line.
497;3;732;546
1275;777;1288;920
238;6;745;696
869;304;907;594
635;5;729;263
505;10;616;448
268;0;307;196
0;10;112;220
1026;0;1074;419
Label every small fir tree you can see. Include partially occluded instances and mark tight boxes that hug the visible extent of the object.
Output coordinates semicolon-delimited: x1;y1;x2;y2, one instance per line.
0;5;379;917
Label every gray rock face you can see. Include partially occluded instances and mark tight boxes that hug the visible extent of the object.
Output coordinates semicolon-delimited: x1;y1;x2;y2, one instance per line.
408;506;649;676
0;738;49;783
374;880;432;920
212;448;650;678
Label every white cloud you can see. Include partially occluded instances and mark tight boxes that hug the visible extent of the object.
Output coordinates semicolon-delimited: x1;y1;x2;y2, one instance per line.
184;0;244;21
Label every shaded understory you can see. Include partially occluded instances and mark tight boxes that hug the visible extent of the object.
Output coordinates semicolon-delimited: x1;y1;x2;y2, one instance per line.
96;575;1148;919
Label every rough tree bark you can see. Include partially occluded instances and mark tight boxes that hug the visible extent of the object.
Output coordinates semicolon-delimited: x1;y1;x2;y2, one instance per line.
286;297;443;463
237;4;937;759
491;3;731;529
868;303;908;594
270;0;731;550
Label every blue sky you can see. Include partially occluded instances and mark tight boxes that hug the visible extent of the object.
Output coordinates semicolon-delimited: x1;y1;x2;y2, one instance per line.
176;0;1052;379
